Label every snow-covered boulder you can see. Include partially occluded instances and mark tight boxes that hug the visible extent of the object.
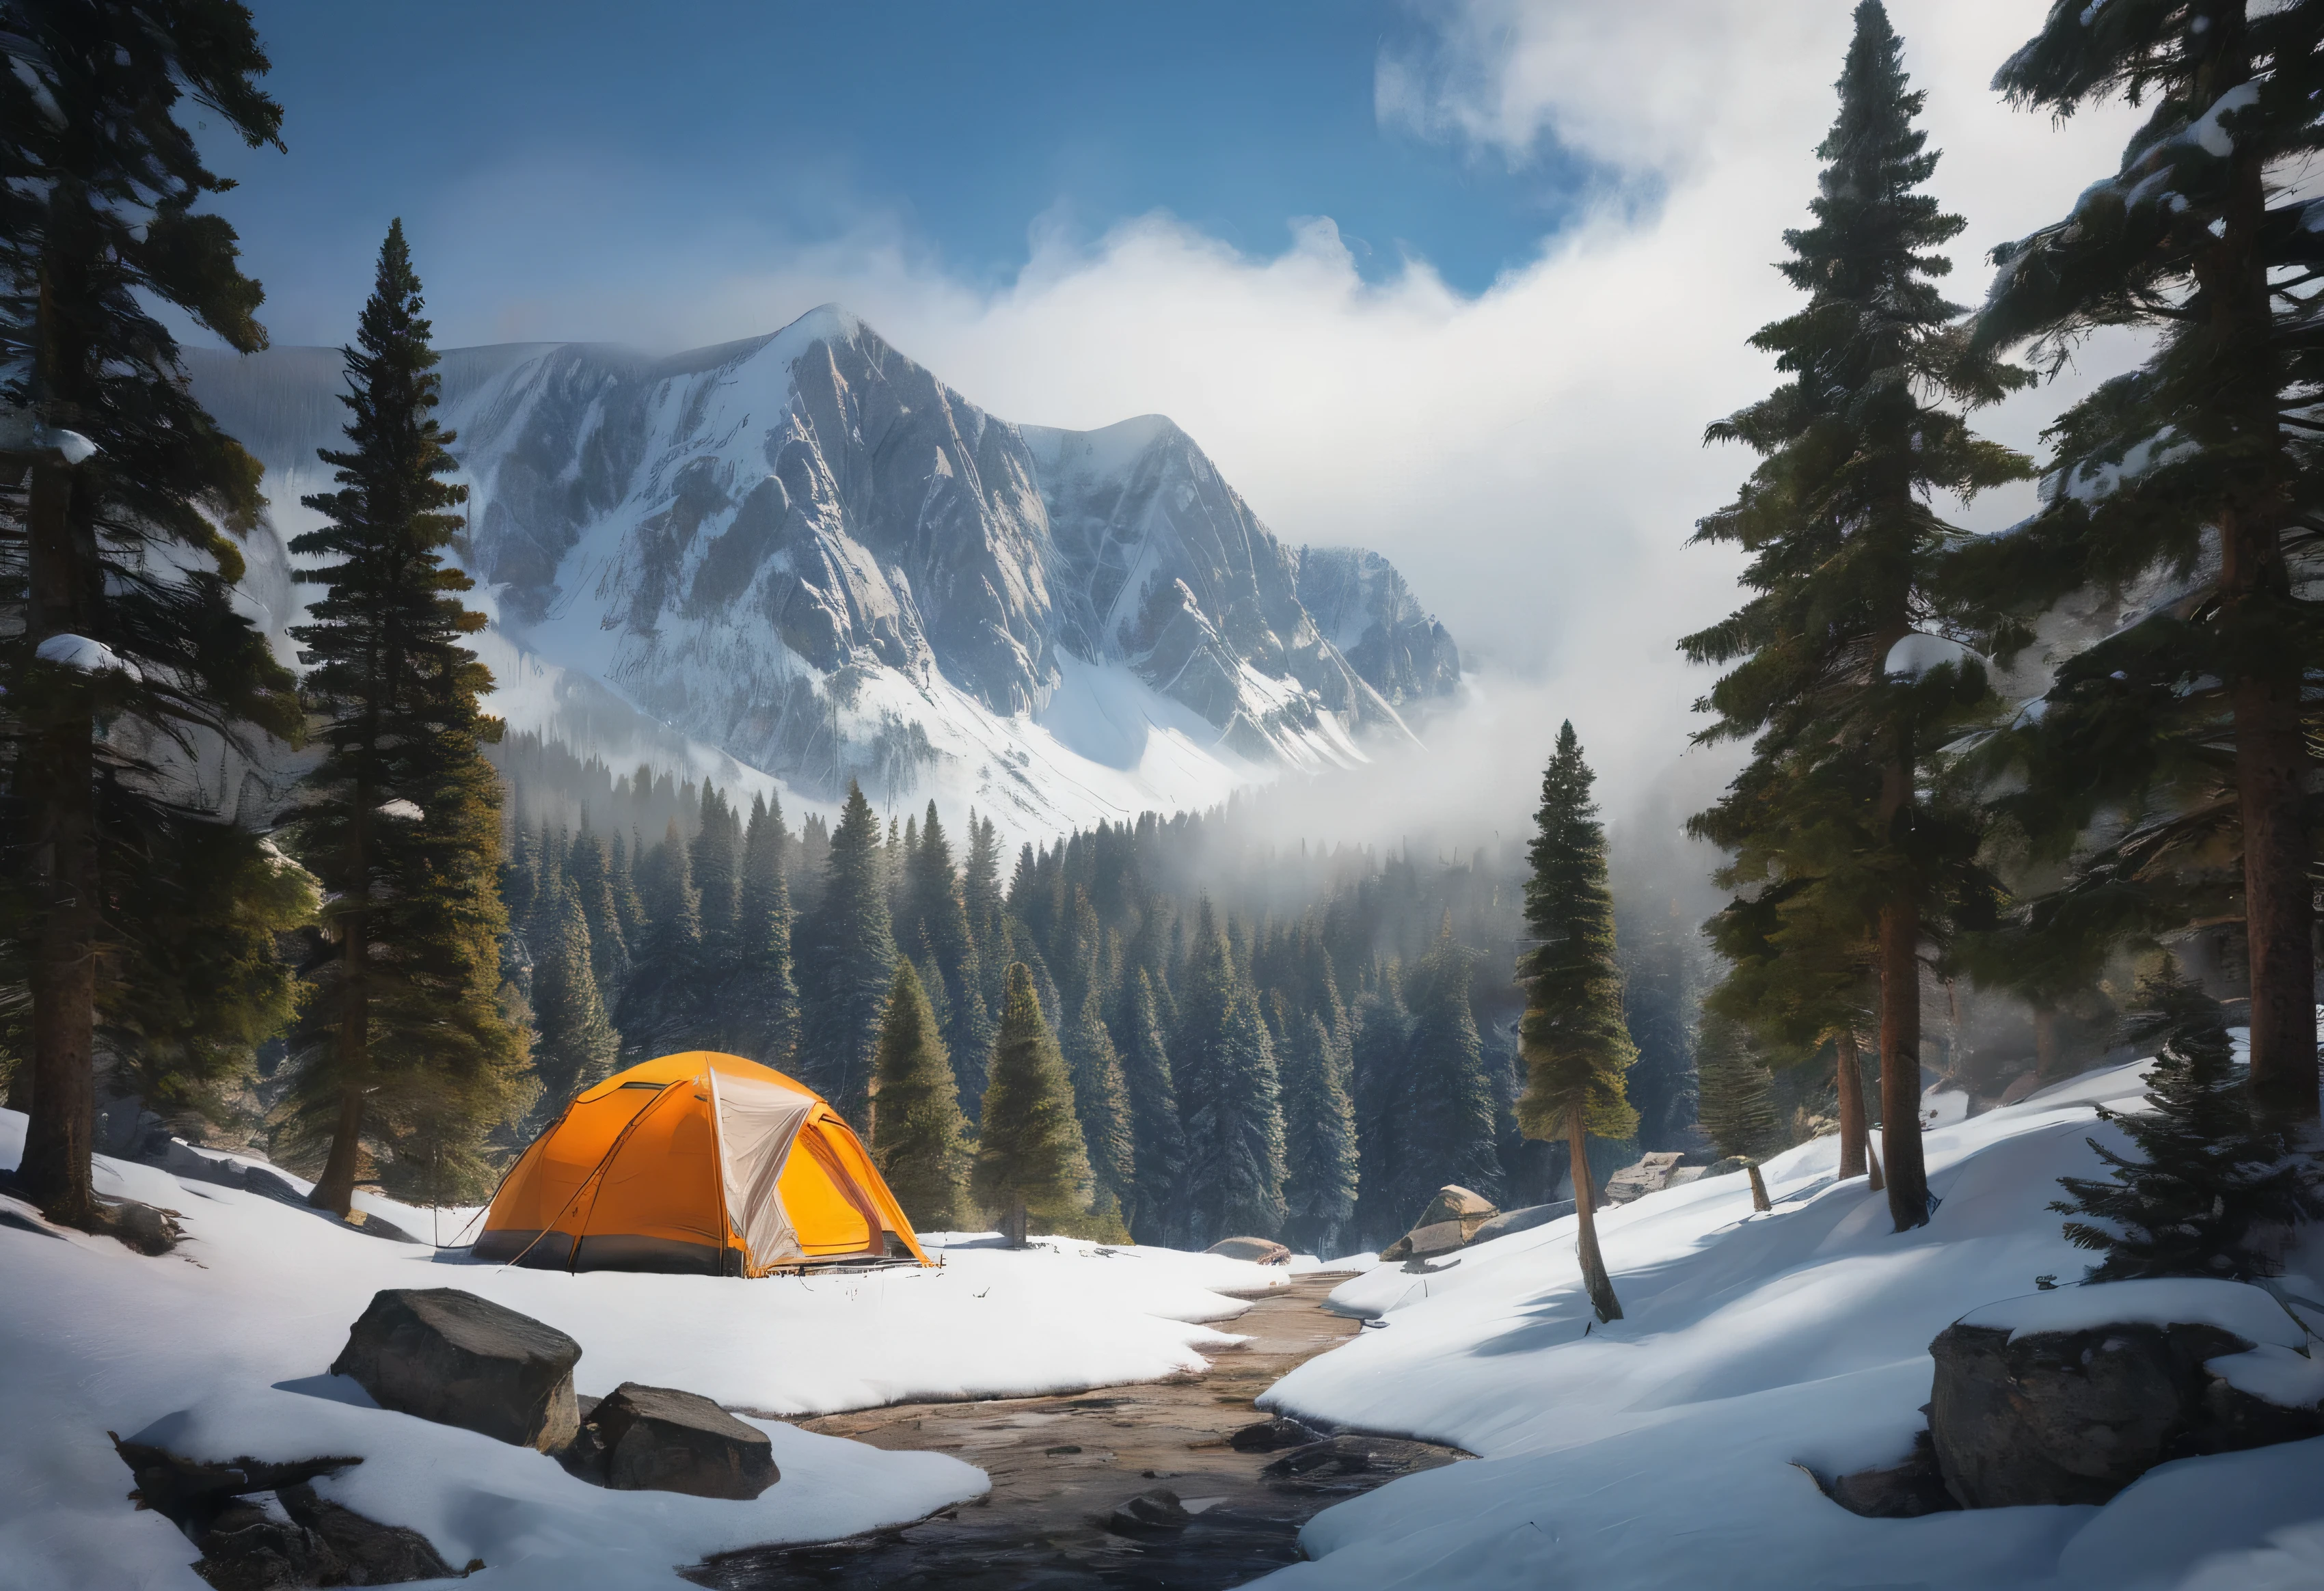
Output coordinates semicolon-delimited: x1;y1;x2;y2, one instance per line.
1929;1280;2324;1508
331;1288;583;1453
1206;1236;1292;1265
1378;1186;1498;1262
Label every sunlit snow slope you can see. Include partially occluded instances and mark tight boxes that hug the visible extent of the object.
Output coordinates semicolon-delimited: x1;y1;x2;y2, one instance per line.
189;308;1459;841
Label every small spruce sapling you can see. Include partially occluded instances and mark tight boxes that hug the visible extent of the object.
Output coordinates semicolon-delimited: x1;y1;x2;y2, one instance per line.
2050;963;2306;1283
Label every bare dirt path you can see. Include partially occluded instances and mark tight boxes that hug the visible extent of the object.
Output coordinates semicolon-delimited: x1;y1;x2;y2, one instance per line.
684;1273;1463;1590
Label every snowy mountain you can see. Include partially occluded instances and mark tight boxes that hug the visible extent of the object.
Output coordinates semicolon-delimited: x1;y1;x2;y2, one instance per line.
187;308;1458;839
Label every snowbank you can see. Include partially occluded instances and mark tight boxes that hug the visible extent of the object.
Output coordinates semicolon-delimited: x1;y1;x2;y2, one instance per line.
1255;1057;2324;1591
0;1112;1286;1590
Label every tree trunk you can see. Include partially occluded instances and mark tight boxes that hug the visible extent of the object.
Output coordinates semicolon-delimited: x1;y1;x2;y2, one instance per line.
1834;1030;1867;1180
17;192;103;1228
2203;18;2316;1123
310;811;371;1218
1002;1190;1028;1249
1746;1163;1770;1213
1568;1105;1621;1322
1878;893;1927;1229
1866;1139;1884;1194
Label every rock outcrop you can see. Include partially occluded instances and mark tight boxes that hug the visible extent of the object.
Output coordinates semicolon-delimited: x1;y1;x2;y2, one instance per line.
331;1288;582;1452
1205;1236;1292;1265
1911;1282;2324;1510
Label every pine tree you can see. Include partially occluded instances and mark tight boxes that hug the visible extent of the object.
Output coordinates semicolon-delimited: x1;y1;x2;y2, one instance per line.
565;825;632;996
530;880;618;1113
1349;976;1418;1246
796;780;897;1117
1964;0;2324;1122
973;962;1094;1245
1;1;301;1224
1064;983;1136;1223
900;802;990;1113
618;817;705;1057
1175;903;1287;1244
962;813;1008;1026
1280;1012;1358;1255
869;960;969;1232
690;784;740;957
729;793;800;1070
2052;962;2306;1282
282;221;529;1216
1517;723;1640;1321
1684;3;2027;1230
1403;916;1503;1199
1120;970;1188;1245
1694;1009;1781;1165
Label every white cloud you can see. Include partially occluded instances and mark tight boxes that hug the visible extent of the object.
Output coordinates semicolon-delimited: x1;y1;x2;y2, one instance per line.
402;1;2146;835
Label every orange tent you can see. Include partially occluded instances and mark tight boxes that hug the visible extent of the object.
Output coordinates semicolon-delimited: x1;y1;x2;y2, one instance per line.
473;1052;930;1275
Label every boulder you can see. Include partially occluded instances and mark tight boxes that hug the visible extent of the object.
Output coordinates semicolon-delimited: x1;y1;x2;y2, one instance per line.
276;1482;457;1583
1604;1152;1686;1206
1103;1487;1191;1534
190;1484;457;1590
97;1197;184;1255
1229;1415;1323;1452
586;1381;779;1499
1928;1285;2324;1508
332;1288;581;1452
1378;1185;1500;1262
113;1436;359;1538
1205;1236;1292;1264
1466;1201;1572;1246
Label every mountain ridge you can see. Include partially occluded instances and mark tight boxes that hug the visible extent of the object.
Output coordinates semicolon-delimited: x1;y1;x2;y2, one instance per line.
188;305;1459;839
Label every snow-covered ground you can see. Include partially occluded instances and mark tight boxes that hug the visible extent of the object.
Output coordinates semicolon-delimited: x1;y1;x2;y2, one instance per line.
1256;1057;2324;1591
0;1109;1292;1591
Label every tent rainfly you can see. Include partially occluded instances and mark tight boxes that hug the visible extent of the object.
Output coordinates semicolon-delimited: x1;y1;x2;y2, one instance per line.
473;1052;930;1274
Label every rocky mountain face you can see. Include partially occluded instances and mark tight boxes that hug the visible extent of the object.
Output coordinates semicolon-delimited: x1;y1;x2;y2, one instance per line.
189;307;1458;835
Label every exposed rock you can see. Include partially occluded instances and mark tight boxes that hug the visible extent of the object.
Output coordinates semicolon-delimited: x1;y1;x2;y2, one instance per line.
1260;1434;1463;1492
340;1208;424;1245
1204;1236;1291;1265
331;1288;581;1452
190;1484;456;1589
1928;1315;2324;1508
1821;1431;1960;1519
1102;1487;1190;1534
94;1197;184;1255
1229;1415;1323;1452
1604;1152;1687;1206
113;1436;361;1538
589;1381;779;1499
1468;1202;1575;1247
1379;1186;1500;1262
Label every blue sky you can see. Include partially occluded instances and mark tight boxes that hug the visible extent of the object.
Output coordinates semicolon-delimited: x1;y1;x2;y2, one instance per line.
215;0;1597;349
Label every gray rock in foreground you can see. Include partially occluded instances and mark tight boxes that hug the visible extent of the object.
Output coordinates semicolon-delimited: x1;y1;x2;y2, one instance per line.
1466;1202;1572;1246
1229;1415;1323;1452
587;1381;779;1499
332;1288;581;1452
194;1484;457;1589
1929;1316;2324;1508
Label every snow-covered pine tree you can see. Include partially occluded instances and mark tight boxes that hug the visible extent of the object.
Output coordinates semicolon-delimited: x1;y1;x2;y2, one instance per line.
972;962;1093;1245
1174;902;1288;1243
283;221;529;1214
869;960;969;1232
2;0;303;1225
1280;1012;1358;1255
530;880;618;1115
565;826;632;998
1403;915;1503;1201
1964;0;2324;1123
1064;983;1135;1228
796;782;897;1119
1120;969;1188;1245
727;793;800;1070
1517;722;1640;1322
1684;1;2027;1230
2051;961;2306;1281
